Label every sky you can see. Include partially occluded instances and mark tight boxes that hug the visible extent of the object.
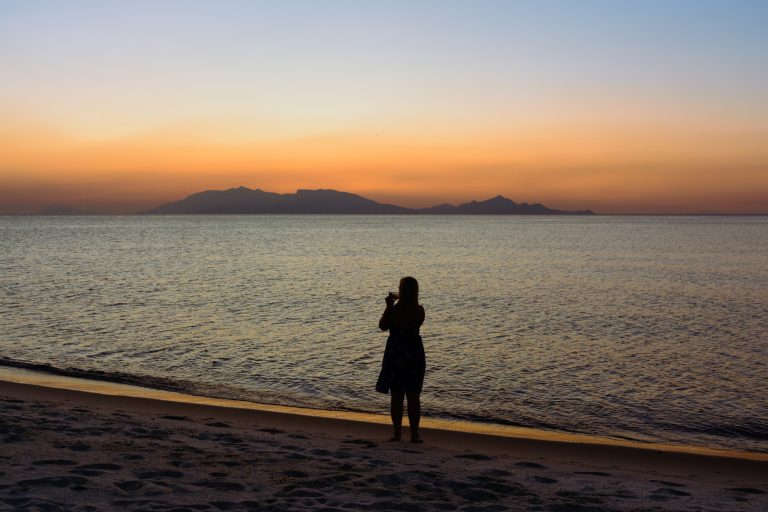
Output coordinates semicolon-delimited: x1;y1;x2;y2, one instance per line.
1;0;767;214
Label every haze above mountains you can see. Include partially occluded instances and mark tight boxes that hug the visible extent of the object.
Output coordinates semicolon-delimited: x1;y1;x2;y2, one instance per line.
141;187;594;215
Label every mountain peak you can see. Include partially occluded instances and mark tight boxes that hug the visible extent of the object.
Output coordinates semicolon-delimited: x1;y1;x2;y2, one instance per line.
483;195;516;205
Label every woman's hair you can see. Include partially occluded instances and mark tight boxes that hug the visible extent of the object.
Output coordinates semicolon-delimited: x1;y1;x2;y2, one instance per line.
398;276;419;306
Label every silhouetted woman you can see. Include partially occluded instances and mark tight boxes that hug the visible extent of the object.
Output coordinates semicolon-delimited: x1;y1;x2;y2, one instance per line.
378;276;426;443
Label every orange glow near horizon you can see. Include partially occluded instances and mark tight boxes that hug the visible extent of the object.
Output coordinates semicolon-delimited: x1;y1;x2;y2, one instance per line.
1;117;766;214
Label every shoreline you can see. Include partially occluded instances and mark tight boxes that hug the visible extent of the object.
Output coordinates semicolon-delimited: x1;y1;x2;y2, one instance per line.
2;376;766;511
1;366;766;466
5;213;768;217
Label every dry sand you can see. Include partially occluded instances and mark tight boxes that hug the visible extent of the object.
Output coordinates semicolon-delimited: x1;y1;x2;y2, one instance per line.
1;379;766;512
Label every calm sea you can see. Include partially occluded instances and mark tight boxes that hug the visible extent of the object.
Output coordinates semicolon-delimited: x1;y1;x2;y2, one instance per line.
1;215;766;452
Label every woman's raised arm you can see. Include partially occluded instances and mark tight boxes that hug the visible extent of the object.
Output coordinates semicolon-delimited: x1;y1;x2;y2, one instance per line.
379;304;392;331
379;294;396;330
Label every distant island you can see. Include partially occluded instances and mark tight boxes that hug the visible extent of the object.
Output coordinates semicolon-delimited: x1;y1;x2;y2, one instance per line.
143;187;594;215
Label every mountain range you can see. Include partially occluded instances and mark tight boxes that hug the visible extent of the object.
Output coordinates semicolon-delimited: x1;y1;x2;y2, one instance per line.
143;187;593;215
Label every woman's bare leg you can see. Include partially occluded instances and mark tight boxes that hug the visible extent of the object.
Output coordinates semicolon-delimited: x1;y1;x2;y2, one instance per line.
389;389;405;440
406;391;422;443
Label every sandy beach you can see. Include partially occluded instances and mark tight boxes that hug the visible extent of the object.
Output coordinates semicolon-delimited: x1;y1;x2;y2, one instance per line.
1;378;766;512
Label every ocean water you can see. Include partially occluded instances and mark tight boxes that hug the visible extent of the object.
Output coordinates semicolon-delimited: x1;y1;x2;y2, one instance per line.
1;215;767;452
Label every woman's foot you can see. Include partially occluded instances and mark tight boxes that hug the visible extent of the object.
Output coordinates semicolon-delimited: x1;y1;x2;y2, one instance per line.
387;431;402;442
410;433;424;444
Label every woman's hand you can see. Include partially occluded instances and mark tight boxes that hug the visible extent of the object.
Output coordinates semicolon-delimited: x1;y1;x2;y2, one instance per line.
385;293;396;307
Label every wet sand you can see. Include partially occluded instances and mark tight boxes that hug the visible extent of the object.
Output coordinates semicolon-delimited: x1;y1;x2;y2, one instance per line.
1;379;766;512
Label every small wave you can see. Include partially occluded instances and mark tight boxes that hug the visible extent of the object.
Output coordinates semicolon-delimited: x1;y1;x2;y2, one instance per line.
651;417;768;444
0;356;369;418
0;356;200;395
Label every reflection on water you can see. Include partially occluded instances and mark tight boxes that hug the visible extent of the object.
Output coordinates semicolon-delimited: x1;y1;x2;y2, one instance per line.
1;215;767;452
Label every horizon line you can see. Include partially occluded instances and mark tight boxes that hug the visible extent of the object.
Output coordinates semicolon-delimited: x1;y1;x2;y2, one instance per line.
4;186;768;216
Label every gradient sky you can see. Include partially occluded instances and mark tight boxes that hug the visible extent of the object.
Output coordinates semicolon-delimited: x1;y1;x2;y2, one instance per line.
1;0;767;213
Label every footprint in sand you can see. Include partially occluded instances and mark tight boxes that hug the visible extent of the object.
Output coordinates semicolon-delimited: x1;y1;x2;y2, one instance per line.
650;487;692;499
114;480;143;491
2;434;25;444
726;487;765;494
280;488;324;498
16;476;88;488
575;471;611;477
343;438;377;446
4;498;31;508
549;503;604;512
475;480;532;497
209;500;240;510
111;499;157;507
481;468;512;477
554;491;606;509
135;469;184;479
369;500;424;511
378;473;406;486
216;461;243;467
515;461;547;469
158;414;190;421
78;463;122;471
300;475;353;489
32;459;77;466
192;479;246;491
605;489;637;499
453;486;498;502
455;453;495;461
258;427;285;434
71;469;104;476
205;422;232;428
650;479;686;487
